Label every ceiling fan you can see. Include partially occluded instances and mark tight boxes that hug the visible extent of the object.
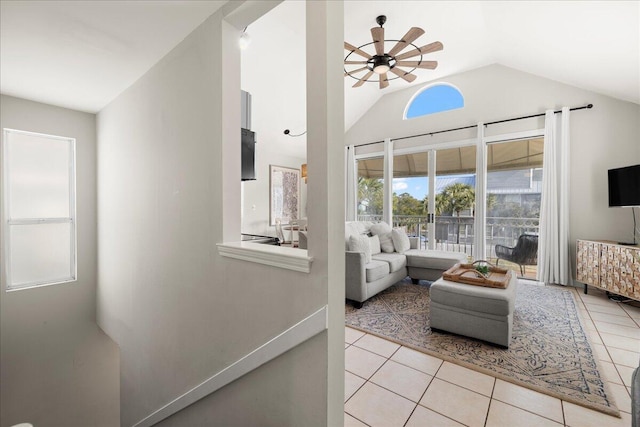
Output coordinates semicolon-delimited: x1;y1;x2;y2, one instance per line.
344;15;443;89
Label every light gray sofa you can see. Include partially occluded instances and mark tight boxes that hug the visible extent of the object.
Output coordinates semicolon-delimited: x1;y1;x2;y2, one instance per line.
345;221;467;308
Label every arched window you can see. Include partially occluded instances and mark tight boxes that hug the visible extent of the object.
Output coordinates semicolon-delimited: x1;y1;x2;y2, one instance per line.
404;83;464;119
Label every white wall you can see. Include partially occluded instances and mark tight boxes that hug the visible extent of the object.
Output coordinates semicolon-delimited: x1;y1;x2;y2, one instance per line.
240;0;308;237
242;150;308;237
97;3;341;425
346;64;640;278
0;95;119;427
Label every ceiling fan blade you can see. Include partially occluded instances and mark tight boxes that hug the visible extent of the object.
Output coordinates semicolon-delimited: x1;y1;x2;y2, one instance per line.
371;27;385;56
396;60;438;69
353;70;374;88
345;66;369;76
379;73;389;89
344;60;368;65
394;41;443;61
345;41;372;59
389;67;417;83
387;27;425;57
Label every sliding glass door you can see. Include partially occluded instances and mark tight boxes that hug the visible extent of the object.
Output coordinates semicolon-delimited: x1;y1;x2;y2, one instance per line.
349;131;543;270
485;137;543;278
388;145;476;255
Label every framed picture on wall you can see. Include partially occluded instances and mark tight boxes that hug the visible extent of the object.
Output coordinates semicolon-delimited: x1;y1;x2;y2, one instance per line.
270;165;300;226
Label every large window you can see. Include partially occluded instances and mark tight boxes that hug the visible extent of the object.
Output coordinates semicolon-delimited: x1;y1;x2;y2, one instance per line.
3;129;76;291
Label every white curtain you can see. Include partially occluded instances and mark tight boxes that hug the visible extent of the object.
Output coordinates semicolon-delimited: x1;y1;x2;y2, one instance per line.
538;107;571;285
474;123;487;260
345;145;356;221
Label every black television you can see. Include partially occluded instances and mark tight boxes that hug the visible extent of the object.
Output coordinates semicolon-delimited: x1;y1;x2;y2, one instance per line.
608;164;640;207
241;128;256;181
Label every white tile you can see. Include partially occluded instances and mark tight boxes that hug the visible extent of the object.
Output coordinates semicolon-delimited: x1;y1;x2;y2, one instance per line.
600;332;640;352
435;361;495;397
607;381;631;414
589;311;638;328
607;347;640;368
599;360;623;384
594;321;640;340
485;400;561;427
420;378;490;427
621;303;640;319
615;363;636;387
370;360;432;402
345;371;366;402
353;334;401;358
344;413;369;427
586;328;604;345
492;379;563;423
405;405;464;427
581;293;619;307
345;346;386;380
563;401;631;427
591;342;612;363
390;346;443;376
345;327;366;344
584;302;627;316
345;382;416;427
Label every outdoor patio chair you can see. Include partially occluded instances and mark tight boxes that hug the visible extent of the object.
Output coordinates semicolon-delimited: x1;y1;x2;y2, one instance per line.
495;234;538;276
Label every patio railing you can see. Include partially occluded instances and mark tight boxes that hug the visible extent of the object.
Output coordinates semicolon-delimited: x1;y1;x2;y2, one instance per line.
356;214;540;260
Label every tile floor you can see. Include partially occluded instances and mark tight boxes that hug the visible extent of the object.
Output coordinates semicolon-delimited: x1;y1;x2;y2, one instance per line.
344;284;639;427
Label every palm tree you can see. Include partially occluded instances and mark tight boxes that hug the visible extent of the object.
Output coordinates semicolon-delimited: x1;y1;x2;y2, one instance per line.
357;177;384;216
438;183;475;243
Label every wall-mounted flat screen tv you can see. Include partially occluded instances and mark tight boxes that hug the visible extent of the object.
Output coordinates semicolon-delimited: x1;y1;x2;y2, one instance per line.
241;128;256;181
608;164;640;207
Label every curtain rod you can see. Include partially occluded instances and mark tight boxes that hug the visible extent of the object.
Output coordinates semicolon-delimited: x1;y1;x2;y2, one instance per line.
349;103;593;148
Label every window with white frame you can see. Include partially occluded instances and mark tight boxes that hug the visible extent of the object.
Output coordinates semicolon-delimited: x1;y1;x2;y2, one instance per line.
3;129;77;291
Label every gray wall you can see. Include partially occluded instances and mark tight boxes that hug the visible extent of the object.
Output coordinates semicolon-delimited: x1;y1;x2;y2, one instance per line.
97;5;339;425
346;64;640;277
0;95;119;427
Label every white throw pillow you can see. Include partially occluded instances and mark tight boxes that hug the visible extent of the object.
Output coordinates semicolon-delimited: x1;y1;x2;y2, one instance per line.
370;222;395;253
349;234;372;263
391;227;411;254
369;234;381;255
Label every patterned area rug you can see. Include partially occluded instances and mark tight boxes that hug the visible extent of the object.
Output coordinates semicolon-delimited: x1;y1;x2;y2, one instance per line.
345;279;620;418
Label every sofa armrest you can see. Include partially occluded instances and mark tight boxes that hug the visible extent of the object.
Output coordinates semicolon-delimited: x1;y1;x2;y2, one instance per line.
409;237;419;250
345;251;367;302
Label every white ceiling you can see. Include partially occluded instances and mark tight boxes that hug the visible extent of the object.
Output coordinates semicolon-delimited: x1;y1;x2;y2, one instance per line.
1;0;638;134
0;0;225;113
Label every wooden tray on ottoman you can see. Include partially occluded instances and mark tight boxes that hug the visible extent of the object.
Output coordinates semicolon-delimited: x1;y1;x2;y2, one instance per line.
442;261;513;289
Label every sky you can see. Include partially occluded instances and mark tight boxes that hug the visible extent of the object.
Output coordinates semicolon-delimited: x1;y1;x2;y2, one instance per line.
393;174;477;200
393;177;427;200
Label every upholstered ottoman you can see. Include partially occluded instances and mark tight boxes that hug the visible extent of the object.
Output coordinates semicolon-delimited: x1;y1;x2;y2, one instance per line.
405;250;468;282
429;273;518;347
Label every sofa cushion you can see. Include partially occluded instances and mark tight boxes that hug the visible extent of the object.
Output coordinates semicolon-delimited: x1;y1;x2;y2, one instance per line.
372;252;407;273
391;227;411;254
369;235;381;255
404;250;467;270
370;222;394;253
349;234;372;263
365;260;390;282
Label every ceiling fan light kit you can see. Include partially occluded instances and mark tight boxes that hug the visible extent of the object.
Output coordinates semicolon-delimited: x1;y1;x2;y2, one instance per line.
344;15;443;89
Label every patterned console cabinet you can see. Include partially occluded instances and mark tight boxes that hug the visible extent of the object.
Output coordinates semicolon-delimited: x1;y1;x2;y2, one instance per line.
576;239;640;301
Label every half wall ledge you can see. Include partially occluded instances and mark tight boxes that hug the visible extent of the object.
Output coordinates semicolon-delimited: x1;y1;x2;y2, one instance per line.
217;241;313;273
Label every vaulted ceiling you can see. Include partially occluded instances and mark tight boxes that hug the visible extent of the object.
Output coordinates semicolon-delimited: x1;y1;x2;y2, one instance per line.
1;0;638;134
